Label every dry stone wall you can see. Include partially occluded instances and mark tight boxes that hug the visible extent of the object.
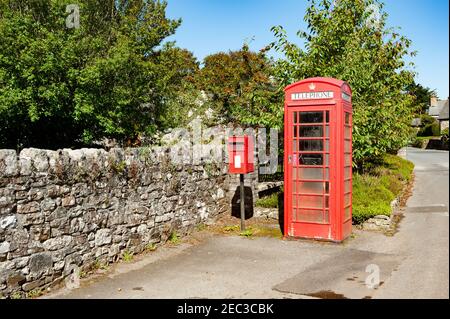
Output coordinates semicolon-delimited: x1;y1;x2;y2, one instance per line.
0;147;229;297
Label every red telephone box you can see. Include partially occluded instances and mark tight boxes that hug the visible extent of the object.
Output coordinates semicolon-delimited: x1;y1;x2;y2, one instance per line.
284;77;352;242
228;136;254;174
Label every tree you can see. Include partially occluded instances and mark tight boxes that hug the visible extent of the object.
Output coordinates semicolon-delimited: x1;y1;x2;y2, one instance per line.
196;45;284;129
406;82;437;115
0;0;182;149
271;0;417;167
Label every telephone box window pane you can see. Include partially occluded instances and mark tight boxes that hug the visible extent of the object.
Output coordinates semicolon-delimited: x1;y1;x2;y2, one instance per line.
345;207;351;220
325;140;329;152
345;113;351;125
324;210;329;223
293;181;297;193
297;209;324;223
325;182;330;194
300;126;323;137
292;195;297;208
325;196;329;208
299;154;323;165
326;111;330;123
299;196;324;209
325;154;330;166
300;112;323;123
293;112;298;124
345;127;351;139
345;193;351;206
293;209;297;221
325;125;330;137
300;140;323;151
345;167;352;179
293;140;298;152
298;182;324;194
298;167;323;180
345;180;351;193
345;154;352;166
345;140;352;153
325;168;329;180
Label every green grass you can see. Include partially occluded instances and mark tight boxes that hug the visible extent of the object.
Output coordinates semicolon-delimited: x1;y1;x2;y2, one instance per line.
255;192;279;208
168;231;180;245
239;228;254;237
122;250;134;262
352;154;414;224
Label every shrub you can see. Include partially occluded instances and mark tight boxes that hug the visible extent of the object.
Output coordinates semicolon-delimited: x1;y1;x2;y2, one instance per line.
255;193;278;208
418;122;440;137
352;154;414;224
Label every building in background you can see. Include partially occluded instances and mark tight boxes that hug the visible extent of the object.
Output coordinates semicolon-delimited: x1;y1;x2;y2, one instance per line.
428;97;449;132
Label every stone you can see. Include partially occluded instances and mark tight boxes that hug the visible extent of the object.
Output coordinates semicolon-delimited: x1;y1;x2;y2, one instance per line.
0;150;18;176
40;198;56;211
7;272;26;287
29;253;53;275
43;236;72;251
61;196;76;207
0;242;10;254
94;229;112;246
17;202;40;214
22;279;44;292
0;215;17;229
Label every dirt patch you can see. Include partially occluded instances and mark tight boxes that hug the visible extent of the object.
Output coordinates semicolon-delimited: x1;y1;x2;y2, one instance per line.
384;173;415;236
204;214;283;239
305;290;348;299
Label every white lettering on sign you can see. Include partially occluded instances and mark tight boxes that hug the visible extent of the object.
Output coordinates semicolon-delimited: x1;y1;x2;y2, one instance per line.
234;155;241;168
291;91;334;100
342;92;351;102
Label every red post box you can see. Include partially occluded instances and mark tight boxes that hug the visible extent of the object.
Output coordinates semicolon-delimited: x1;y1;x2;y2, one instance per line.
284;77;352;242
228;136;254;174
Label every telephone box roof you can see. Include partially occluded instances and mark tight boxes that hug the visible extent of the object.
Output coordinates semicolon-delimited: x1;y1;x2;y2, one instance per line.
285;77;351;93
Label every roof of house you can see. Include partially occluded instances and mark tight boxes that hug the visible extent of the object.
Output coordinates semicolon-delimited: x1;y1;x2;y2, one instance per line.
439;100;449;120
428;99;449;118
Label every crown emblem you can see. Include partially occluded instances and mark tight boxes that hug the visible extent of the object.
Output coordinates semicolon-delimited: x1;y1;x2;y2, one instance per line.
309;83;316;90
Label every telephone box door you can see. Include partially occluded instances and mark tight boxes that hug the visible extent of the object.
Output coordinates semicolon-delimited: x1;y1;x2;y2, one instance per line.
286;107;336;240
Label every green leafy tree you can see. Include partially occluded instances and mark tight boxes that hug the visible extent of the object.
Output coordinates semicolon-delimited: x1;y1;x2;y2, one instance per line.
196;45;284;129
271;0;417;167
0;0;182;149
406;82;437;115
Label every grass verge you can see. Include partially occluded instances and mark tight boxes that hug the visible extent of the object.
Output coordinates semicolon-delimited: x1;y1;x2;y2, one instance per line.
353;154;414;224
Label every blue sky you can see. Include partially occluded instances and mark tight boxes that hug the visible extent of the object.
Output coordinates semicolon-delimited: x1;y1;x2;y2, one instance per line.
165;0;449;99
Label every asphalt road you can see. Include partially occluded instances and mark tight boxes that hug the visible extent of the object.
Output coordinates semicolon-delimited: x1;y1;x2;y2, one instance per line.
44;147;449;299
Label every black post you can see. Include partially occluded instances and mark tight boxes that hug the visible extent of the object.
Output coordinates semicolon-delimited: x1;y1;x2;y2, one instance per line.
239;173;245;231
